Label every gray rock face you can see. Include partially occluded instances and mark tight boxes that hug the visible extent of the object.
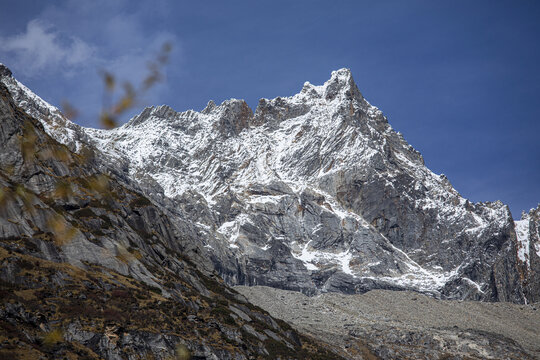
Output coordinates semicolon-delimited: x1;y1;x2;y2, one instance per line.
0;63;12;78
0;65;91;154
2;66;536;304
516;205;540;303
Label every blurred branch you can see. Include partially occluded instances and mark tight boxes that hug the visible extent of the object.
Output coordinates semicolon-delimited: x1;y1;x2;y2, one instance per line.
98;42;172;129
61;42;172;129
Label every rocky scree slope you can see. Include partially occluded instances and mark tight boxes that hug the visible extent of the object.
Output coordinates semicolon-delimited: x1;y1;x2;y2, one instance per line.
0;77;346;359
237;285;540;360
2;64;538;304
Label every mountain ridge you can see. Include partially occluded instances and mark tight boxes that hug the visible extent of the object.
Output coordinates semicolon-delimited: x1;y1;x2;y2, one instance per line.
1;64;539;304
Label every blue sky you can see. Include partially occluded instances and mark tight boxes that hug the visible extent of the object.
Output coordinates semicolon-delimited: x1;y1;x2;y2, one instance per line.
0;0;539;217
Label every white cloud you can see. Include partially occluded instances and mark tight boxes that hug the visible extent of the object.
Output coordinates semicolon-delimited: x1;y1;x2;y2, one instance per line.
0;19;94;73
0;2;182;126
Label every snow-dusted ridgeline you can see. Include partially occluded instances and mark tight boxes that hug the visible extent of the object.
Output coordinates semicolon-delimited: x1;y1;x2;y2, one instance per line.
1;63;538;303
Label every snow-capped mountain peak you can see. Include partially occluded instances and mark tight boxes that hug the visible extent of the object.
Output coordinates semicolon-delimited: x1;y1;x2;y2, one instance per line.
2;65;538;303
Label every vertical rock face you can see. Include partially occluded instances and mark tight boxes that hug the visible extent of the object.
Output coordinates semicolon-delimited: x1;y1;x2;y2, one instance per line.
1;66;535;303
515;205;540;303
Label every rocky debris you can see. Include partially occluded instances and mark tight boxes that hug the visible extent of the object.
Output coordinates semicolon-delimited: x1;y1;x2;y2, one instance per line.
0;81;344;359
236;285;540;359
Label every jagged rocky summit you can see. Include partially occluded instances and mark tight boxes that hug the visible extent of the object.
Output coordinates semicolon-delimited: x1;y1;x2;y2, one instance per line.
1;63;539;305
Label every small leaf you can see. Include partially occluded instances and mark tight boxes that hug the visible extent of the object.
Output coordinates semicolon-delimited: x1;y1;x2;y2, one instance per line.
38;145;71;163
15;185;35;214
47;214;77;246
0;187;13;208
42;328;64;347
53;180;74;199
113;95;134;115
20;121;38;163
100;112;117;129
61;101;79;120
88;174;110;194
175;343;191;360
79;145;96;163
103;72;115;92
